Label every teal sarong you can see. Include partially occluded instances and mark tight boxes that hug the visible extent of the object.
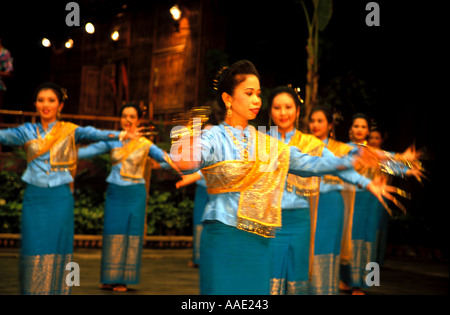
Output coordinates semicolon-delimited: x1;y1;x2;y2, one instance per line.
200;220;271;295
340;190;379;288
192;184;208;265
21;184;74;295
100;183;147;285
270;208;310;295
309;191;344;295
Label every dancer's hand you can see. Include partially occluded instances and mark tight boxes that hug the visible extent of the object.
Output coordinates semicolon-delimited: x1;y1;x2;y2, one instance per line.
366;175;409;215
366;175;396;204
169;128;201;171
406;168;425;182
120;125;145;140
402;145;422;161
175;173;202;189
401;145;426;182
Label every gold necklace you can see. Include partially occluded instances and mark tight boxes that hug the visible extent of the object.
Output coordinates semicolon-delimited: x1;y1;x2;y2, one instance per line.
37;126;48;139
223;124;253;161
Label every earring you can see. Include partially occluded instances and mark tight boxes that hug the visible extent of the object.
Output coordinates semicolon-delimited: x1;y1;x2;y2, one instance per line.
57;111;61;120
226;103;232;117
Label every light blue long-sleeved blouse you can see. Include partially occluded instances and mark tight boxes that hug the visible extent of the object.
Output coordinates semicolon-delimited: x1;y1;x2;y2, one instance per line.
78;139;169;186
184;122;357;228
274;130;371;209
0;121;121;188
196;170;207;188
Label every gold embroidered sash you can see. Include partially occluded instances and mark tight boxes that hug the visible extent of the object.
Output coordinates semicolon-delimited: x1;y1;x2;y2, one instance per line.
327;138;354;157
201;130;290;238
25;121;78;171
324;139;356;265
322;138;354;185
110;137;153;181
286;130;324;196
340;183;356;264
287;130;324;280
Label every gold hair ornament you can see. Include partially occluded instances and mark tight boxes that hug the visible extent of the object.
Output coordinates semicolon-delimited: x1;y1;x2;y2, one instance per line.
287;84;304;104
61;88;69;102
213;66;229;91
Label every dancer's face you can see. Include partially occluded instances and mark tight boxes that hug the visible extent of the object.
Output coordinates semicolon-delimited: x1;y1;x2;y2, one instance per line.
223;74;261;126
270;92;299;134
309;110;332;140
35;89;64;124
120;107;141;131
350;118;370;142
368;130;383;149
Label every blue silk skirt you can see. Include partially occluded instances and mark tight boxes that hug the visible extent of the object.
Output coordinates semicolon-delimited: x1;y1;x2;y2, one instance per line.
192;184;208;265
199;220;271;295
100;183;146;285
340;190;379;288
270;208;310;295
20;184;74;295
309;191;344;295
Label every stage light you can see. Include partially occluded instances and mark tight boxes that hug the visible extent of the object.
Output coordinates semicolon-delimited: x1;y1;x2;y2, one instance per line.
85;22;95;34
42;38;51;47
111;31;120;41
65;39;74;49
170;5;181;21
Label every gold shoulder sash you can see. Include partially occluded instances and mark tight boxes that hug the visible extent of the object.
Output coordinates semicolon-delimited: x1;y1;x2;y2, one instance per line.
287;130;324;196
322;139;354;185
323;139;357;265
340;182;356;264
25;121;78;163
111;137;153;181
201;130;290;238
287;130;324;280
326;138;353;157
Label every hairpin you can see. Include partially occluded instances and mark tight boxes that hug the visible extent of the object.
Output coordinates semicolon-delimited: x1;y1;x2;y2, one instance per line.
213;66;228;91
287;84;304;104
61;88;68;102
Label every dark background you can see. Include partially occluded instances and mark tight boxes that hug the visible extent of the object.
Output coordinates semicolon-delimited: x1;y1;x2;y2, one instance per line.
0;0;437;152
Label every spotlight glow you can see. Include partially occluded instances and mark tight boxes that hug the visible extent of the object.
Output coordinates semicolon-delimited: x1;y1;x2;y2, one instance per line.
85;22;95;34
170;5;181;21
42;38;51;47
111;31;120;41
65;39;74;49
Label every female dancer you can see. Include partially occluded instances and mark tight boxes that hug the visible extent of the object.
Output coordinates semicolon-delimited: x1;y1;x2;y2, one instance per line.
307;106;365;294
339;113;394;295
78;103;171;292
0;82;139;295
267;88;385;295
368;129;390;266
170;60;395;295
